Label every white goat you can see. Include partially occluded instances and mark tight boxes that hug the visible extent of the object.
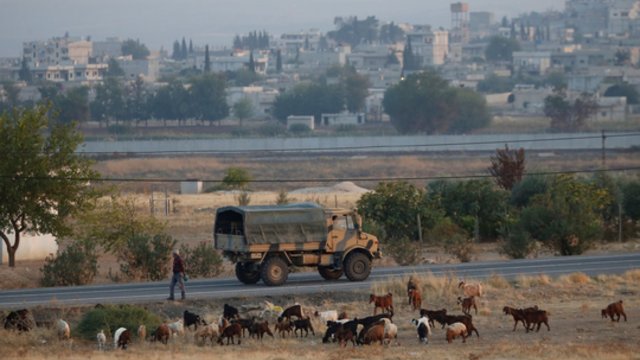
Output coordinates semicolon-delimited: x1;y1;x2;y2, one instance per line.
314;310;338;323
96;329;107;350
411;316;432;344
114;327;127;349
168;319;184;337
56;319;70;340
446;322;468;343
379;318;398;346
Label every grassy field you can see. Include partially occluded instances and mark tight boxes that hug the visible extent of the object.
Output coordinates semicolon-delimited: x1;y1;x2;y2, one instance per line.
1;271;638;360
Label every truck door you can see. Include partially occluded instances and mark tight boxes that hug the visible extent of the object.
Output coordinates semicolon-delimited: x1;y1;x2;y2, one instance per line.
328;215;354;251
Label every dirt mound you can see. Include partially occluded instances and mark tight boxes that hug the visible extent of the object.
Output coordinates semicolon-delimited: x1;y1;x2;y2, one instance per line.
290;181;370;195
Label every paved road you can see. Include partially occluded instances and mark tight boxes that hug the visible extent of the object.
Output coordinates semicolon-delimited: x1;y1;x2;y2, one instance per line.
1;253;638;310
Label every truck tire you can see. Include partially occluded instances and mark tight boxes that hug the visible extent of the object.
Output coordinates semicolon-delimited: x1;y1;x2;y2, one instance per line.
343;251;371;282
261;256;289;286
318;266;343;280
235;262;261;285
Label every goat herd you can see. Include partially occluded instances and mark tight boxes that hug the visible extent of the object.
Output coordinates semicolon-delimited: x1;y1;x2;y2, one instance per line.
2;280;629;351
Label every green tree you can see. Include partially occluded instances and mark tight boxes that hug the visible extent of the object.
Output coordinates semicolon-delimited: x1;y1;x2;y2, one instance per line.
510;175;548;208
383;71;489;134
18;57;32;83
121;39;150;60
0;106;100;267
105;58;125;78
56;86;90;124
485;36;521;63
489;145;526;190
189;73;229;124
604;83;639;104
204;45;211;73
622;180;640;221
273;82;344;123
181;37;188;59
91;77;125;126
172;40;181;60
40;241;98;286
477;74;515;93
222;167;252;190
248;51;255;73
544;89;598;131
233;98;253;126
344;69;370;112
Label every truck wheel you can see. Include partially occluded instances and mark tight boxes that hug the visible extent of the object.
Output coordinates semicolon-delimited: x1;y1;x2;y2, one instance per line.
261;256;289;286
318;266;343;280
235;262;261;284
343;252;371;282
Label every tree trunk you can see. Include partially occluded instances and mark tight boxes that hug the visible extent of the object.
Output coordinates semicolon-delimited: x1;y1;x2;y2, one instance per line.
0;230;19;268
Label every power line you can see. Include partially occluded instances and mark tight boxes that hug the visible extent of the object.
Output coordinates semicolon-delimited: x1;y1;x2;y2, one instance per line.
3;166;639;184
75;132;640;155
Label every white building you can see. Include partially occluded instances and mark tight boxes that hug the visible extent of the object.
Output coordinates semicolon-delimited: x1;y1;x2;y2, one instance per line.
1;232;58;264
227;86;279;118
117;56;160;81
92;37;123;60
320;112;366;126
406;25;449;67
608;0;640;35
513;51;552;75
31;63;108;83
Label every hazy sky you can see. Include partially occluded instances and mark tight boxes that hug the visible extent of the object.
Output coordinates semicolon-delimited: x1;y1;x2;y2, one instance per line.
0;0;561;57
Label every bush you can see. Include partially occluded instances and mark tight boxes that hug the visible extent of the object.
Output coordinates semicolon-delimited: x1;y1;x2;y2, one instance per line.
276;189;290;205
510;176;548;208
384;237;422;266
40;242;98;286
222;167;252;190
499;223;539;259
76;304;162;341
236;191;251;206
288;123;311;134
117;233;176;281
179;241;223;278
257;123;287;137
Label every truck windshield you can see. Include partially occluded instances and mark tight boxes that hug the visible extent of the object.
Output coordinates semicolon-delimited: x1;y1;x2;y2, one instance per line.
333;215;354;230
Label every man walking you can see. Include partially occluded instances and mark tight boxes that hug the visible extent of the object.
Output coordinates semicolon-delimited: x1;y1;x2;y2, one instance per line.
168;249;186;301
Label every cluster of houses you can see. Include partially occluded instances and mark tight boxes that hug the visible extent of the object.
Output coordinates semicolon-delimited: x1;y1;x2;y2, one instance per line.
1;0;639;127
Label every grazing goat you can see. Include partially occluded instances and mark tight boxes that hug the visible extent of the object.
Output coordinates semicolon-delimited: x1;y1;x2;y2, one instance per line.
217;323;242;345
195;324;218;345
369;293;394;315
153;324;171;344
314;310;338;323
602;300;627;322
114;327;131;349
379;318;398;346
232;317;255;337
356;314;393;345
439;314;480;338
184;310;207;330
274;318;293;338
503;306;538;331
57;319;70;340
420;308;447;328
218;316;230;334
458;296;478;315
168;319;185;337
278;304;304;322
523;309;550;332
362;323;385;345
223;304;240;320
458;281;483;297
335;323;356;347
96;330;107;350
407;276;419;305
250;320;274;340
446;322;467;343
137;324;146;341
293;317;315;337
323;319;353;343
411;316;432;344
4;309;34;332
408;288;422;311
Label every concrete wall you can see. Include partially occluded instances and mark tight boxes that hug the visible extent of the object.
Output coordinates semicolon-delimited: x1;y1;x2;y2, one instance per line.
79;133;639;155
1;233;58;264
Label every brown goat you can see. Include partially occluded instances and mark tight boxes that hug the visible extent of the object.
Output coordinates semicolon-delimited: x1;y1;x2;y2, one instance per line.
250;320;273;340
407;277;419;304
446;322;467;343
362;323;385;345
523;310;550;332
194;324;218;345
370;293;394;315
274;318;293;338
420;308;447;328
153;324;171;344
217;323;243;345
602;300;627;322
278;304;304;322
458;296;477;315
408;289;422;311
335;324;356;347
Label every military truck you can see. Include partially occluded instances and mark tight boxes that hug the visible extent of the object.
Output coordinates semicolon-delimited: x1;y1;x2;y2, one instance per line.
213;202;381;286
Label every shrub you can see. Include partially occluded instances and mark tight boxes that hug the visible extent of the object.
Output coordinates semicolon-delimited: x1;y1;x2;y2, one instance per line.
288;123;311;134
117;233;176;281
222;167;252;190
384;237;422;266
443;233;475;263
276;189;290;205
257;123;287;137
76;304;162;341
236;191;251;206
510;176;548;208
499;223;538;259
180;241;223;278
40;242;98;286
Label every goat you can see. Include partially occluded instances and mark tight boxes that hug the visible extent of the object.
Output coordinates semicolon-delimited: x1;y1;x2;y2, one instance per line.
274;318;293;338
356;314;393;345
407;276;419;305
362;323;385;345
411;316;432;344
458;281;483;297
278;304;304;322
217;323;243;345
334;322;357;347
420;308;447;328
323;319;353;343
602;300;627;322
379;318;398;346
369;293;394;315
114;327;131;349
56;319;70;340
153;324;171;344
195;324;218;345
503;306;538;331
3;309;34;332
446;322;467;343
232;317;255;337
314;310;338;323
458;296;478;315
408;288;422;311
223;304;240;320
184;310;207;330
439;314;480;338
218;316;230;334
137;324;146;341
293;317;315;337
96;330;107;350
168;319;184;337
250;320;274;340
523;309;550;332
